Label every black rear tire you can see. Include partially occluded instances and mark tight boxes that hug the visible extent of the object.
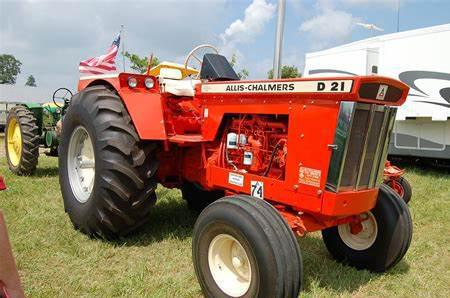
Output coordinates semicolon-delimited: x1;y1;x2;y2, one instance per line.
322;184;412;272
5;106;39;175
59;85;159;239
193;195;303;297
181;181;224;212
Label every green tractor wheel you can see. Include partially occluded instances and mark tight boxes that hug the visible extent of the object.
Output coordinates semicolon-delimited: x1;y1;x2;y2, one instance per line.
5;106;40;175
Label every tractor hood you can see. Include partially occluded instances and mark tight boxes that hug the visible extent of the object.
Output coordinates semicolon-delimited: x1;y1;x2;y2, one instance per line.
198;76;409;107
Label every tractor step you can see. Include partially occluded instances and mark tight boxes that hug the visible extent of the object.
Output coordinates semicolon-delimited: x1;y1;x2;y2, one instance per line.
169;134;204;144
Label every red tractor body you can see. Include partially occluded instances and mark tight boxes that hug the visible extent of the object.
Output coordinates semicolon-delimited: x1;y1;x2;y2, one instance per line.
78;73;408;234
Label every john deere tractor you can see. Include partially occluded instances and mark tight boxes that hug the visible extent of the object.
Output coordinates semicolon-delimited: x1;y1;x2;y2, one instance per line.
5;88;72;175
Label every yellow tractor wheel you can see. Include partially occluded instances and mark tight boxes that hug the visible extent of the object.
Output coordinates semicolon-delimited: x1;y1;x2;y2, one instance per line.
5;106;40;175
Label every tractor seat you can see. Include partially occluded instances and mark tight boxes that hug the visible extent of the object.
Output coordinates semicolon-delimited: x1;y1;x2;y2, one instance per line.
160;78;200;97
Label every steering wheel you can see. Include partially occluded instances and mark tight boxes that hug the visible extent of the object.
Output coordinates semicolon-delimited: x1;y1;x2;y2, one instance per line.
52;88;73;109
184;44;219;79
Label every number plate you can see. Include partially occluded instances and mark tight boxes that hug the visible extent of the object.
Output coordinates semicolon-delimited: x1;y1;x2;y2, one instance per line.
251;181;264;199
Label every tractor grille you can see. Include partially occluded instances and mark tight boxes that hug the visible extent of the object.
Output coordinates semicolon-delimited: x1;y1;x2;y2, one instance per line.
326;102;396;192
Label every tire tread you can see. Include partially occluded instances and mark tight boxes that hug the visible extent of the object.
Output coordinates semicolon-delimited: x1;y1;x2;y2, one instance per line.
5;106;40;175
60;86;158;239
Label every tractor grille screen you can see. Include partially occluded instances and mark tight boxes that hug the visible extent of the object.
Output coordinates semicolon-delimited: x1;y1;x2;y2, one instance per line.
326;102;396;192
359;111;386;188
340;108;370;188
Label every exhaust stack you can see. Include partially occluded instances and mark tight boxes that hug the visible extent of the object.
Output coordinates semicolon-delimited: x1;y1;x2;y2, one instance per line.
272;0;286;79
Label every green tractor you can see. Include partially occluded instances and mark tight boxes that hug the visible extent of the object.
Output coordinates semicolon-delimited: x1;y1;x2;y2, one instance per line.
5;88;72;175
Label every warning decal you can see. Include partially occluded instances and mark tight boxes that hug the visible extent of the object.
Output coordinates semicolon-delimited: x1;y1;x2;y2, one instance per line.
228;172;244;187
298;166;321;188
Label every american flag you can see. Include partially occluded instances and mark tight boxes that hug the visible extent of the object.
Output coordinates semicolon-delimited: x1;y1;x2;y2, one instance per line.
79;33;121;75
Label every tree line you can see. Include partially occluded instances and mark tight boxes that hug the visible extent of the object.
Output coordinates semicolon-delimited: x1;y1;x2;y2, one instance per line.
0;54;36;86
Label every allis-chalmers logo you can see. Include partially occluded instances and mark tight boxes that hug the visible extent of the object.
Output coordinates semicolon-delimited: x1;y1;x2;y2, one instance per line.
225;82;295;92
376;84;388;100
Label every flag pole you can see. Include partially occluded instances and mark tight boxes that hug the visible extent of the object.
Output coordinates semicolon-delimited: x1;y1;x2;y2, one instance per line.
121;25;126;72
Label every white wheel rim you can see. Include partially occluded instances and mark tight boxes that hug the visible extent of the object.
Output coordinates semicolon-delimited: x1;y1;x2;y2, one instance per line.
208;234;252;297
338;212;378;251
67;126;95;203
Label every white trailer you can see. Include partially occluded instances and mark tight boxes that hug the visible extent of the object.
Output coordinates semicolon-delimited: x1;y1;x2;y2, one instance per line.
304;24;450;160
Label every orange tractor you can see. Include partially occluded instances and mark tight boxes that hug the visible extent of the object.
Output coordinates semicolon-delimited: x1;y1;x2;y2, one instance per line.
59;45;412;297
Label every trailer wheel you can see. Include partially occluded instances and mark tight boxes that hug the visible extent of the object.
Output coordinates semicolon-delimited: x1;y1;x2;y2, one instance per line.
322;184;412;272
181;181;224;212
59;85;158;239
386;177;412;204
193;195;302;297
5;106;40;175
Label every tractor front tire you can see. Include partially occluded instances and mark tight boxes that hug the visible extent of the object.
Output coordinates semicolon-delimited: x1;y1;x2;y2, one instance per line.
322;184;412;272
5;106;40;175
59;85;158;239
193;195;303;297
181;181;224;213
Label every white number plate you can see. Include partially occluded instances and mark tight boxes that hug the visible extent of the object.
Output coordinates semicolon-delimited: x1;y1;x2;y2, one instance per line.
251;181;264;199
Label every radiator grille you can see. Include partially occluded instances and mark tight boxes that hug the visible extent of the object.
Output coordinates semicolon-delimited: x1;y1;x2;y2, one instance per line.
358;110;386;188
340;107;370;188
327;102;396;192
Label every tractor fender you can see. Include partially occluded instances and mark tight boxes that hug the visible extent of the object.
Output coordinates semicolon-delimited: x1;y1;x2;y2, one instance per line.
80;76;167;140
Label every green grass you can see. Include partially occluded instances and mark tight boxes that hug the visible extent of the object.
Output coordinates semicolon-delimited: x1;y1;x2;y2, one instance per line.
1;144;449;297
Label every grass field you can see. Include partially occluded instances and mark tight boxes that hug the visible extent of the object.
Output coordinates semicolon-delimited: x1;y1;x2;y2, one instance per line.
1;134;449;297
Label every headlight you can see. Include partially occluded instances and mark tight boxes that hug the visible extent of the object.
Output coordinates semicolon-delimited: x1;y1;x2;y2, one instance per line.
127;77;138;88
144;78;154;89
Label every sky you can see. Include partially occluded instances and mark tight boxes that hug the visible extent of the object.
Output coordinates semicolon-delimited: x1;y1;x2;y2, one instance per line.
0;0;449;91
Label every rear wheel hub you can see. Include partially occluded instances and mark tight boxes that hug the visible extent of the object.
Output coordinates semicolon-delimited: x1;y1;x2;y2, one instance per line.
6;118;22;167
67;126;95;203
